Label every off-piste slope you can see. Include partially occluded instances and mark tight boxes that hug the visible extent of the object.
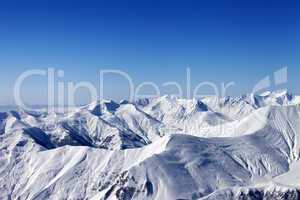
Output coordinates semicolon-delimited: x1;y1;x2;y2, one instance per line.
1;115;299;199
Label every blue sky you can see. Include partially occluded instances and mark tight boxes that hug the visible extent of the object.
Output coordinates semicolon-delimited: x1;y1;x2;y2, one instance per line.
1;0;300;105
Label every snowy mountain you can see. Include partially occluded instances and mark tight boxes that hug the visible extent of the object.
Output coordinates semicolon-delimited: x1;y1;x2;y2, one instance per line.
1;91;300;200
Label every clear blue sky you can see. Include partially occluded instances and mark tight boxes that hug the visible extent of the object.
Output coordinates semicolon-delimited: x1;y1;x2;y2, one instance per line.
1;0;300;105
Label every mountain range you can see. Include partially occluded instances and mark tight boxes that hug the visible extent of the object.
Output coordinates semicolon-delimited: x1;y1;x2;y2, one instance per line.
1;90;300;199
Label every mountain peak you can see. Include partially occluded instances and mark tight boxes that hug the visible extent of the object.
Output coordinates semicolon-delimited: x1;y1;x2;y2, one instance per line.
85;99;120;116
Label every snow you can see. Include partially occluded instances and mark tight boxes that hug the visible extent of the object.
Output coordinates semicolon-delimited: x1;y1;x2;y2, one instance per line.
273;160;300;187
1;91;300;199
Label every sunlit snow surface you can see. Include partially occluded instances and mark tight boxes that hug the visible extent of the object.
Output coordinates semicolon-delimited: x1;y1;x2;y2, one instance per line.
1;91;300;199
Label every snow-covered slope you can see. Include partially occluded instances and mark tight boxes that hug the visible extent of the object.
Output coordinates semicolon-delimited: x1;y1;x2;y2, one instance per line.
202;90;300;120
135;96;230;135
1;91;300;199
